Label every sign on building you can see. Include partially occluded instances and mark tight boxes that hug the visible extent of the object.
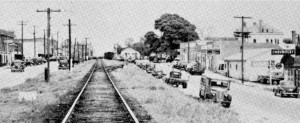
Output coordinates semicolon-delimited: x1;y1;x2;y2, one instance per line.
271;49;295;55
207;49;220;55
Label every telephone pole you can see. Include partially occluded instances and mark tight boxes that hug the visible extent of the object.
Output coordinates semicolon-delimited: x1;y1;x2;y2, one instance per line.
64;19;76;71
82;43;84;62
57;32;59;56
234;16;251;84
37;8;61;82
73;38;76;67
77;42;80;63
51;36;54;55
44;29;45;57
18;21;26;59
33;26;36;57
187;33;190;63
85;38;89;61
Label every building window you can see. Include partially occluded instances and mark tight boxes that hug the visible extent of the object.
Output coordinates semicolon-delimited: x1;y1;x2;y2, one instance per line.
230;63;231;68
271;39;273;44
236;64;238;70
253;39;256;43
266;39;269;43
262;28;264;32
266;29;269;32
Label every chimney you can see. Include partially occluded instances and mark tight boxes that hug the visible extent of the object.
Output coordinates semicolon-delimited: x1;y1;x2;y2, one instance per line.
292;31;297;44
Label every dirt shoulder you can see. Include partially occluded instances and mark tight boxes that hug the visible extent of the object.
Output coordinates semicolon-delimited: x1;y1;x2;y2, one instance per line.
104;60;241;123
0;60;95;122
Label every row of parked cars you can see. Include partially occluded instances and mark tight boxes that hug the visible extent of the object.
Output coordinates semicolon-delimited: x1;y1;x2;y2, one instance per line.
172;59;206;75
11;57;47;72
136;60;188;88
135;59;232;107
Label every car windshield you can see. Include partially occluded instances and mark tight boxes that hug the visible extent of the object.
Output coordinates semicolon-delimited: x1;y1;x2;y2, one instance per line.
60;60;68;63
13;62;22;65
211;80;229;88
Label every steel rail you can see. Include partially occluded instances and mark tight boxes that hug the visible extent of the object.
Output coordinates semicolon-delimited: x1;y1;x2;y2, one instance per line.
101;60;140;123
61;61;97;123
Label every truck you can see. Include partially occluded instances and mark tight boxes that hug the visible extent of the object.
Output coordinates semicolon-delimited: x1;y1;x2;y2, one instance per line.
200;76;232;107
164;70;188;88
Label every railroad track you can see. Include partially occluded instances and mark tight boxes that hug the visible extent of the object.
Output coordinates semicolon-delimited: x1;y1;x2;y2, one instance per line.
61;60;139;123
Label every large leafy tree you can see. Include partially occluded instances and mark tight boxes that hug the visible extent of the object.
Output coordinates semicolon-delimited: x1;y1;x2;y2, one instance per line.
155;13;199;50
144;31;162;53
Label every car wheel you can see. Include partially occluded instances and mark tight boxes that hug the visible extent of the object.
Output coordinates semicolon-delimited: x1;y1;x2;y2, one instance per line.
182;82;187;89
279;91;283;98
199;91;203;99
174;84;179;87
274;90;277;96
223;102;231;108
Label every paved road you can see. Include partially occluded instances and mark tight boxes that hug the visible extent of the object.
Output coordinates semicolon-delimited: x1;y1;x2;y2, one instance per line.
154;62;300;123
0;62;59;89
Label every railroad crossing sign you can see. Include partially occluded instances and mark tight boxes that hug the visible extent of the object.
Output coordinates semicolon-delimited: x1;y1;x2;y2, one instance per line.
271;49;295;55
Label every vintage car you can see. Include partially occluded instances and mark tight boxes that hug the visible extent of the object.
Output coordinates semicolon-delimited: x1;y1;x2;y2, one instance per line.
58;60;69;70
151;69;166;79
37;57;46;64
186;61;206;75
273;81;299;98
146;64;155;74
11;60;26;72
41;58;47;63
200;76;232;108
173;61;187;70
164;70;188;88
24;59;34;66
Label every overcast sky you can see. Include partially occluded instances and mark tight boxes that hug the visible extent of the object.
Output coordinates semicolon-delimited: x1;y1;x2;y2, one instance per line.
0;0;300;56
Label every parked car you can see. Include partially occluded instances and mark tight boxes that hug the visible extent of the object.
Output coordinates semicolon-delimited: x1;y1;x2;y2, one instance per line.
164;70;187;88
41;58;47;63
58;60;69;70
30;58;40;65
24;59;34;66
50;56;59;61
146;64;155;74
36;57;45;64
186;61;205;75
273;81;299;98
11;60;26;72
200;76;232;107
152;70;166;79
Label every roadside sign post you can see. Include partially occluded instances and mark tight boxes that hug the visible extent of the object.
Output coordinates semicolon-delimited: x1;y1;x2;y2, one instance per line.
269;60;275;85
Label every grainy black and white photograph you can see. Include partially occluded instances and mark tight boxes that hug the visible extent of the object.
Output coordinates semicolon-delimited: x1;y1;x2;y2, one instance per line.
0;0;300;122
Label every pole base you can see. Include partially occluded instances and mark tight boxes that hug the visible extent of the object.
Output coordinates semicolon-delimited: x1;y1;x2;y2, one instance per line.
45;67;49;82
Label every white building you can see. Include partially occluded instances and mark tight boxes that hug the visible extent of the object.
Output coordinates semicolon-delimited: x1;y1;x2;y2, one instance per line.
120;47;141;60
238;20;284;45
224;48;283;81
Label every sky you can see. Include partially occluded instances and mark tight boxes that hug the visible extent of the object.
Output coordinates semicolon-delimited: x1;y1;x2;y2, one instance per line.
0;0;300;56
